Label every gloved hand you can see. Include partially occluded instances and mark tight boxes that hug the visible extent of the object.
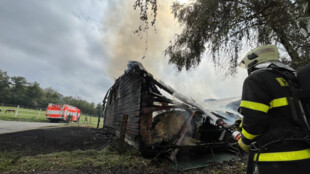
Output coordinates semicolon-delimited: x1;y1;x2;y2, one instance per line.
233;118;242;132
238;138;249;153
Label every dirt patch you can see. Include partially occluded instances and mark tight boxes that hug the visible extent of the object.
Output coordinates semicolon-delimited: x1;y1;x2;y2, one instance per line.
0;126;247;174
0;126;115;156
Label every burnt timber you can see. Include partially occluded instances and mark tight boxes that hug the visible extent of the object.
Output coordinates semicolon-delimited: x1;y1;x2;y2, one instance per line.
102;61;241;157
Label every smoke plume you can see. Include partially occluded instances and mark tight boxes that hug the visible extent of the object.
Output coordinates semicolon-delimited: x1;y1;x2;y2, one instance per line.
103;0;180;79
102;0;247;102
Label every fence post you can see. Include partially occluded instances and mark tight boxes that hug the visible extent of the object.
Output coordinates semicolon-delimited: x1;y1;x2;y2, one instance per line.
15;105;19;118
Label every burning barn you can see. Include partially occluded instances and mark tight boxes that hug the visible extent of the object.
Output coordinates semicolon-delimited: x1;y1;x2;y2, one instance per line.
102;61;241;160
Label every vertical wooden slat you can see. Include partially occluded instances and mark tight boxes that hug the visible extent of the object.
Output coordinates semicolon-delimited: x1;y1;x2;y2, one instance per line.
119;114;128;153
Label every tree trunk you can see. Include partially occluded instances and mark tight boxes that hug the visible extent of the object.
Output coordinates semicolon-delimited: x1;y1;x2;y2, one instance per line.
269;24;302;69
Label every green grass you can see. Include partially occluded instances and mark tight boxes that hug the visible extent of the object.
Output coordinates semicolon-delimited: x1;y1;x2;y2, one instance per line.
0;106;102;128
0;147;151;173
79;114;101;128
0;106;48;122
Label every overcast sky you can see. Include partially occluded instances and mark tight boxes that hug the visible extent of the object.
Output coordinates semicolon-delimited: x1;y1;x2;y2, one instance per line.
0;0;248;105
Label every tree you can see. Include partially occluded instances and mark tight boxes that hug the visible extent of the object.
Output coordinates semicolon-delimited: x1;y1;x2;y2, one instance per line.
0;70;10;104
27;82;44;106
133;0;158;34
10;76;28;105
63;96;75;105
96;103;103;117
42;87;63;106
134;0;310;74
0;69;98;114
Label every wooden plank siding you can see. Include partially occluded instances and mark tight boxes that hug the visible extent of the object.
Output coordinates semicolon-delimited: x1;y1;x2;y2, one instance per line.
103;64;180;150
103;71;143;142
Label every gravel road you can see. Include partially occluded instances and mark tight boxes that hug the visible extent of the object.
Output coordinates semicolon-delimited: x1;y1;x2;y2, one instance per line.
0;120;64;134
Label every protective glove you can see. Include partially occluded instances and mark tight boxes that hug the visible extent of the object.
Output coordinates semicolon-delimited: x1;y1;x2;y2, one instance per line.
233;118;242;132
238;138;249;153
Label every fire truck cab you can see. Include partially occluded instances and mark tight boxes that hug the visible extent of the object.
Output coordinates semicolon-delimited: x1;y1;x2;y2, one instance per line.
46;103;81;122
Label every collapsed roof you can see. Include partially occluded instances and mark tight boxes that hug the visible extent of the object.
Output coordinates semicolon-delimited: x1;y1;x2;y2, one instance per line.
102;61;242;161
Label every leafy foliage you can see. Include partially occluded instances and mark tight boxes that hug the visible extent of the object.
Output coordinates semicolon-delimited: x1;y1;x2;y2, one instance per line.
134;0;310;74
0;69;98;115
96;103;103;117
133;0;157;34
0;70;10;103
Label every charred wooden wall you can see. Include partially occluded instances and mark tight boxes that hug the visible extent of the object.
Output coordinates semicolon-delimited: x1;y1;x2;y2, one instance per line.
104;70;142;145
103;64;185;150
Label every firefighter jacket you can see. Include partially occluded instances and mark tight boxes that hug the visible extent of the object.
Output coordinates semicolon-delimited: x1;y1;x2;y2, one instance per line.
239;68;310;162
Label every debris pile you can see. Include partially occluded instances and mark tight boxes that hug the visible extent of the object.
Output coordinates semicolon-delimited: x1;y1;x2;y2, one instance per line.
101;61;242;168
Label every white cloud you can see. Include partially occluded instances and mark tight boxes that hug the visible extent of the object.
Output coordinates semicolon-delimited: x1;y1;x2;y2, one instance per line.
0;0;113;103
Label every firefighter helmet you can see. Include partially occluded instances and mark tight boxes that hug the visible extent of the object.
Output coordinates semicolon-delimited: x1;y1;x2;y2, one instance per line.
239;45;279;69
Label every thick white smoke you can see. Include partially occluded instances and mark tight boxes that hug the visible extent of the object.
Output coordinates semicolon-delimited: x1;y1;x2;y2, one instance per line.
102;0;247;103
103;0;180;79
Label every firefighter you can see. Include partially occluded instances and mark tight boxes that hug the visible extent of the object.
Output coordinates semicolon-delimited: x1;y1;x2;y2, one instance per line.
237;45;310;174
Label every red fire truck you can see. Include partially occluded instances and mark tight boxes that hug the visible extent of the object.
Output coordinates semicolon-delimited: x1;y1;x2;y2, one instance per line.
46;103;81;122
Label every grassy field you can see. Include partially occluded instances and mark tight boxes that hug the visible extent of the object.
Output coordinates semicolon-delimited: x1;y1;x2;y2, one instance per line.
0;106;101;128
0;106;47;122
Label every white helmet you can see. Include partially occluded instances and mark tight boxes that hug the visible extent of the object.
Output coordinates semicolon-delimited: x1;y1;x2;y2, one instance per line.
239;44;279;69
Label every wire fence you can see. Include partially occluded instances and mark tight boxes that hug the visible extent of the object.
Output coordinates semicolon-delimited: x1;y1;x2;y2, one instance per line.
0;105;42;118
